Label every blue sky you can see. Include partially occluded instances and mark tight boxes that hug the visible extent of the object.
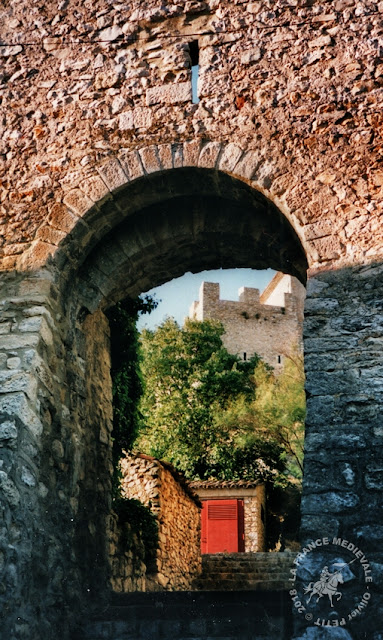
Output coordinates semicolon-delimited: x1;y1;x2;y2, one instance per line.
137;268;275;331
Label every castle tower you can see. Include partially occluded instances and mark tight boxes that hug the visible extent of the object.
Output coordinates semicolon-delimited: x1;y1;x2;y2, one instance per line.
189;274;305;369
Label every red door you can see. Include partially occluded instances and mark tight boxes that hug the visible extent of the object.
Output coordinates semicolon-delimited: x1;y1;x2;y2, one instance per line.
201;499;245;554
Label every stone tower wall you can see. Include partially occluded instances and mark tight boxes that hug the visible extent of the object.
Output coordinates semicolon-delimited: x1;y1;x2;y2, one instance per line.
189;278;305;368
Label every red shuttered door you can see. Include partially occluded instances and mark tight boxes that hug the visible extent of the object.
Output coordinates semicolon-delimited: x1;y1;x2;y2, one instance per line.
201;499;245;554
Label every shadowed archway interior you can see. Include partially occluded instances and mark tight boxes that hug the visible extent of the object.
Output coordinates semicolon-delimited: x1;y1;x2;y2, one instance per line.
46;166;308;631
59;168;307;313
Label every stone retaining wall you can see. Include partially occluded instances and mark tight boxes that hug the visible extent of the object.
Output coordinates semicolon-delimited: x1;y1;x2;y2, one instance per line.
120;453;201;591
244;486;266;553
108;511;147;593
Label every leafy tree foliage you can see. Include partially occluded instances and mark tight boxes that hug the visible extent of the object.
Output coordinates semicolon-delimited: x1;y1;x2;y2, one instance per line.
215;351;305;481
107;295;157;495
136;317;305;487
136;317;283;480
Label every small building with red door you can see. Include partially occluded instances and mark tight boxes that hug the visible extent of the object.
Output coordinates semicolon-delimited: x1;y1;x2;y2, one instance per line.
189;479;266;554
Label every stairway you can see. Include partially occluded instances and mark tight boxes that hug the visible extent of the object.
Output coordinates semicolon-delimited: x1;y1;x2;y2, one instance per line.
193;552;296;592
73;553;296;640
73;590;293;640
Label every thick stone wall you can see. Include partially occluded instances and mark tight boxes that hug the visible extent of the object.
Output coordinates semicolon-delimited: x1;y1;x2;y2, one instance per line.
1;1;383;274
296;264;383;640
189;278;304;368
120;454;201;591
0;1;383;638
108;511;147;593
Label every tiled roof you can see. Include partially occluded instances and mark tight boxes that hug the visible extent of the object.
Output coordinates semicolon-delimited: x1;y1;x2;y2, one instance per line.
189;478;263;490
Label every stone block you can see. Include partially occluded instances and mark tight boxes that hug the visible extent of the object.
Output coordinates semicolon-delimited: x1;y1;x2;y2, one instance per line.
365;465;383;490
0;371;37;400
0;420;17;446
63;188;93;217
309;34;332;48
95;68;120;90
97;158;128;192
218;143;243;172
139;146;160;174
52;440;64;460
183;139;202;166
198;141;221;168
241;48;262;64
79;175;110;203
292;628;352;639
157;143;173;170
118;110;134;130
301;491;359;513
306;277;330;297
0;45;23;56
119;107;153;130
0;392;42;438
35;226;66;246
18;241;57;271
21;466;36;487
304;220;334;241
146;82;191;106
118;150;145;181
7;357;21;369
311;235;343;261
339;462;355;486
0;333;40;350
300;515;339;540
304;297;339;313
98;25;123;42
0;322;11;335
234;150;262;180
47;203;80;234
305;369;359;396
306;396;335;426
0;471;20;506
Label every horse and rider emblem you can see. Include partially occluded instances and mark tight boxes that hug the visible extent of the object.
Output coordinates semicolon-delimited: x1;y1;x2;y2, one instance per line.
304;561;355;608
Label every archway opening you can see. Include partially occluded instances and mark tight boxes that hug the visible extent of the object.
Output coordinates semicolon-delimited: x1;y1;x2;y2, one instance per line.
57;166;308;596
61;168;307;313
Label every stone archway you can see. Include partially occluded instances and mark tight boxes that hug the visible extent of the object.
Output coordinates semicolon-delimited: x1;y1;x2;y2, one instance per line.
66;166;307;311
0;151;310;638
59;160;308;601
1;143;383;640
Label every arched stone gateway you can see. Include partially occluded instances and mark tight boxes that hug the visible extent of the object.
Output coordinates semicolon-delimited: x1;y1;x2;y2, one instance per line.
0;152;381;640
2;1;383;638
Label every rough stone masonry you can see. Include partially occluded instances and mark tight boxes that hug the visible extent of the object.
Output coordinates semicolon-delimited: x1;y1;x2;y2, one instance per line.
1;1;383;639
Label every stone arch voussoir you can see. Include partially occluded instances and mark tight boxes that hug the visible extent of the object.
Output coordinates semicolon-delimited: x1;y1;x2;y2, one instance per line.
18;139;313;277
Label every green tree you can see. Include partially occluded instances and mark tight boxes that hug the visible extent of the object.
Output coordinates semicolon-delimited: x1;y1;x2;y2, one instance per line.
136;317;266;479
216;350;305;481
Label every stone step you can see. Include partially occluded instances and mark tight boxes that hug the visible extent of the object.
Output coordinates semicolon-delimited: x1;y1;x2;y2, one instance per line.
193;581;290;592
194;553;296;592
202;564;295;571
81;637;270;640
73;590;292;640
199;569;292;576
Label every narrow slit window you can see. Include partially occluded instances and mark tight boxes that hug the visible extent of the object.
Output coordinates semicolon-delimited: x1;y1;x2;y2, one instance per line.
189;40;199;104
277;355;281;364
243;352;247;361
